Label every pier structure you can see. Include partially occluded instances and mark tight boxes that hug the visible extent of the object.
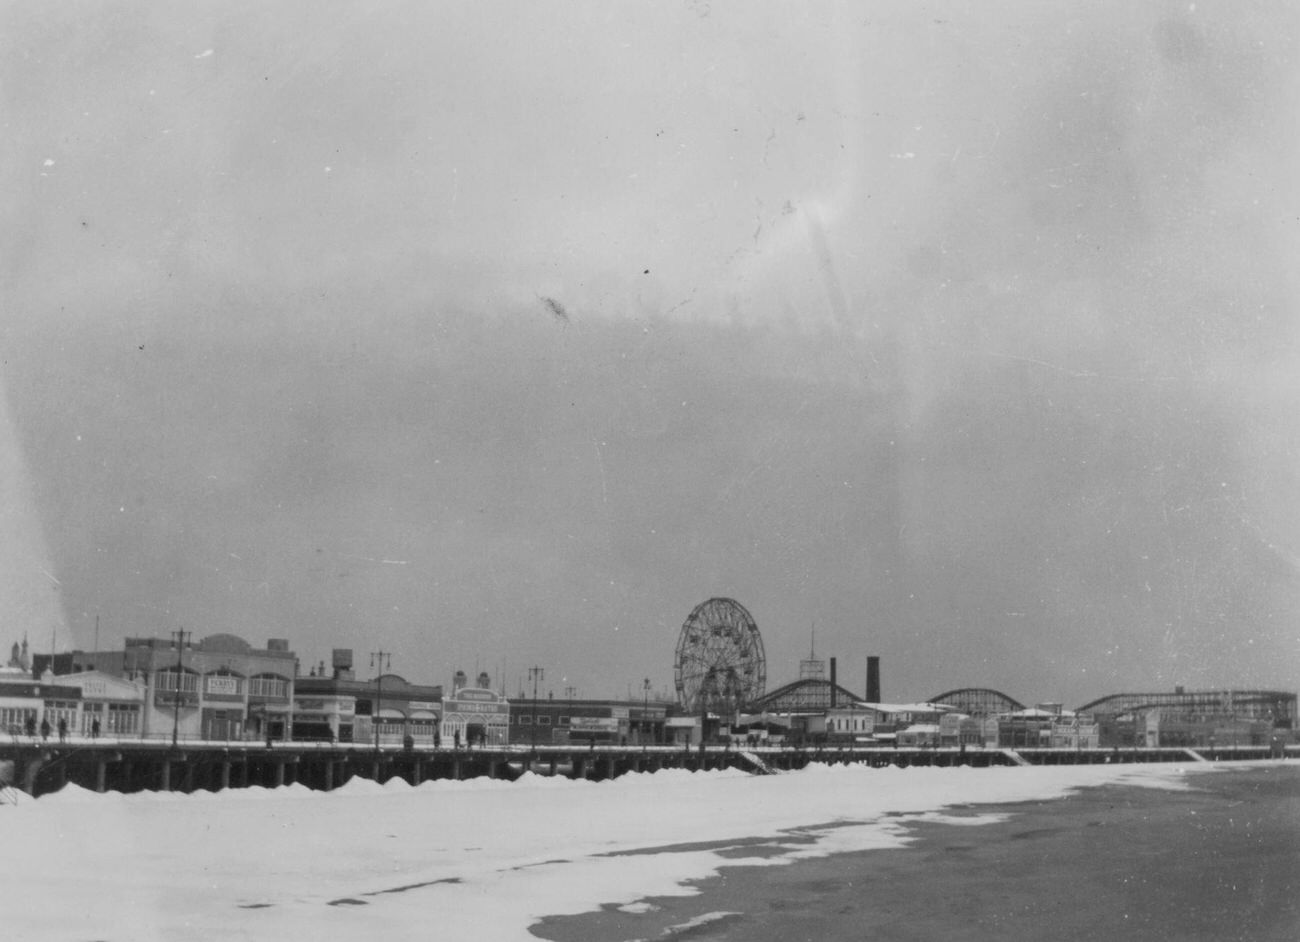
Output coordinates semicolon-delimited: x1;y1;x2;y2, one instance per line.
2;739;1292;799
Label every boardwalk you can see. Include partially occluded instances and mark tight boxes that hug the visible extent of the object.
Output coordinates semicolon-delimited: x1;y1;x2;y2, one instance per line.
3;737;1290;797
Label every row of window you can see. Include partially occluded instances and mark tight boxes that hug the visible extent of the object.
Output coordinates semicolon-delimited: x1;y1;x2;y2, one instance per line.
517;715;564;726
3;702;142;736
152;671;288;698
1;706;36;728
80;702;142;735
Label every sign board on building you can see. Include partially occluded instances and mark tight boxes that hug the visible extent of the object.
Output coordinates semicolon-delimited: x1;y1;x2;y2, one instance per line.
569;717;619;732
445;687;508;716
451;700;507;715
206;676;240;696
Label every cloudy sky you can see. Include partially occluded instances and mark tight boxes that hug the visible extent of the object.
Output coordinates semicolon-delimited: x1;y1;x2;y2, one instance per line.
3;1;1298;707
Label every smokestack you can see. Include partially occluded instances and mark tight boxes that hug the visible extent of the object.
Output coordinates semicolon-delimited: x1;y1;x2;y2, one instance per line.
866;656;880;703
830;657;838;708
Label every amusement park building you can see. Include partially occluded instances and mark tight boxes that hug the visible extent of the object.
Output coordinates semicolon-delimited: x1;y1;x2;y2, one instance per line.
928;688;1026;716
748;677;862;714
1076;688;1296;727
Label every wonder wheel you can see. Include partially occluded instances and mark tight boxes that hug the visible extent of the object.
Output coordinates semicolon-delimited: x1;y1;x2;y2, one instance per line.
674;597;766;715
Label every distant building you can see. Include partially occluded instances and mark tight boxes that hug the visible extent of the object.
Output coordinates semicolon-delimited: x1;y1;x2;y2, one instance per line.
443;677;509;747
293;649;443;746
996;708;1058;748
1;671;82;739
60;670;147;737
7;638;31;673
748;678;862;717
938;712;984;747
120;634;297;741
508;696;666;746
22;633;295;742
1078;689;1296;729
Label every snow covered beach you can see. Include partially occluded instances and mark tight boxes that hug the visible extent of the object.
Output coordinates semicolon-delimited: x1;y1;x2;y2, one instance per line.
0;760;1238;941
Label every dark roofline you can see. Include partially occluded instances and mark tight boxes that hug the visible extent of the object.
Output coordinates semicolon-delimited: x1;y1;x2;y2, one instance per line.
1076;689;1298;713
928;688;1027;711
749;677;862;708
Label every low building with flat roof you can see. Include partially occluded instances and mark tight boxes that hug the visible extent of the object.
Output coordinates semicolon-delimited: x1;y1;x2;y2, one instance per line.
293;649;443;746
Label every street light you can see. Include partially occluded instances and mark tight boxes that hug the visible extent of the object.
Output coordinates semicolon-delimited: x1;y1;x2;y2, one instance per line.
528;666;544;755
564;685;578;744
170;629;191;748
370;650;391;756
642;678;651;752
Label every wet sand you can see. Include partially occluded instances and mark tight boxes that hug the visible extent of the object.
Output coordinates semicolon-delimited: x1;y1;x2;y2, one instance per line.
532;763;1300;941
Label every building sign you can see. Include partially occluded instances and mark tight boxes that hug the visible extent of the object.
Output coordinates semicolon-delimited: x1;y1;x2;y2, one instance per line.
570;717;618;732
451;700;507;715
445;687;508;716
206;676;241;696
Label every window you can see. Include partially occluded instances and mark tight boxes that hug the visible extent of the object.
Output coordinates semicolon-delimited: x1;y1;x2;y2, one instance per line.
249;676;288;698
519;715;532;725
1;706;37;733
107;703;141;735
538;716;551;726
156;670;198;693
81;702;104;735
44;700;79;729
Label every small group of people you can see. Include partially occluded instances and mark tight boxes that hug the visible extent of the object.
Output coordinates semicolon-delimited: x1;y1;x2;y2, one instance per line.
20;714;96;742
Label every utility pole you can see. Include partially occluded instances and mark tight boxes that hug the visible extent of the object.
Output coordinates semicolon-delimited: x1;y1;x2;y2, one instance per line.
170;628;191;748
370;650;391;755
528;666;544;755
642;678;651;751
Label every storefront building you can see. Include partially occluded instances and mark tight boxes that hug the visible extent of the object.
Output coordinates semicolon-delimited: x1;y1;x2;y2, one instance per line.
293;649;444;746
121;634;296;741
508;698;667;746
441;684;509;747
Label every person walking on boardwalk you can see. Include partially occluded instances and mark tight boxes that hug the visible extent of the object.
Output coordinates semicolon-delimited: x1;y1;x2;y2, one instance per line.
58;717;68;743
40;717;51;740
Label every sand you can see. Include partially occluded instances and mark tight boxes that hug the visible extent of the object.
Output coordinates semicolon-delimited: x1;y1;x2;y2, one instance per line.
532;763;1300;941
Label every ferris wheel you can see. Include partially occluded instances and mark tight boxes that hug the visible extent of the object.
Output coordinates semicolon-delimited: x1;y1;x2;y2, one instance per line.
674;598;766;715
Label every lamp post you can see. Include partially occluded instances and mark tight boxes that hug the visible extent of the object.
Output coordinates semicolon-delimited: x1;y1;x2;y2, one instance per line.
642;678;651;752
370;650;391;756
170;629;191;748
528;666;544;756
564;685;577;744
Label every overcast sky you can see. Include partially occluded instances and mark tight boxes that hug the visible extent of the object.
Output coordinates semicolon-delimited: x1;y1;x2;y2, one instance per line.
3;1;1298;707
